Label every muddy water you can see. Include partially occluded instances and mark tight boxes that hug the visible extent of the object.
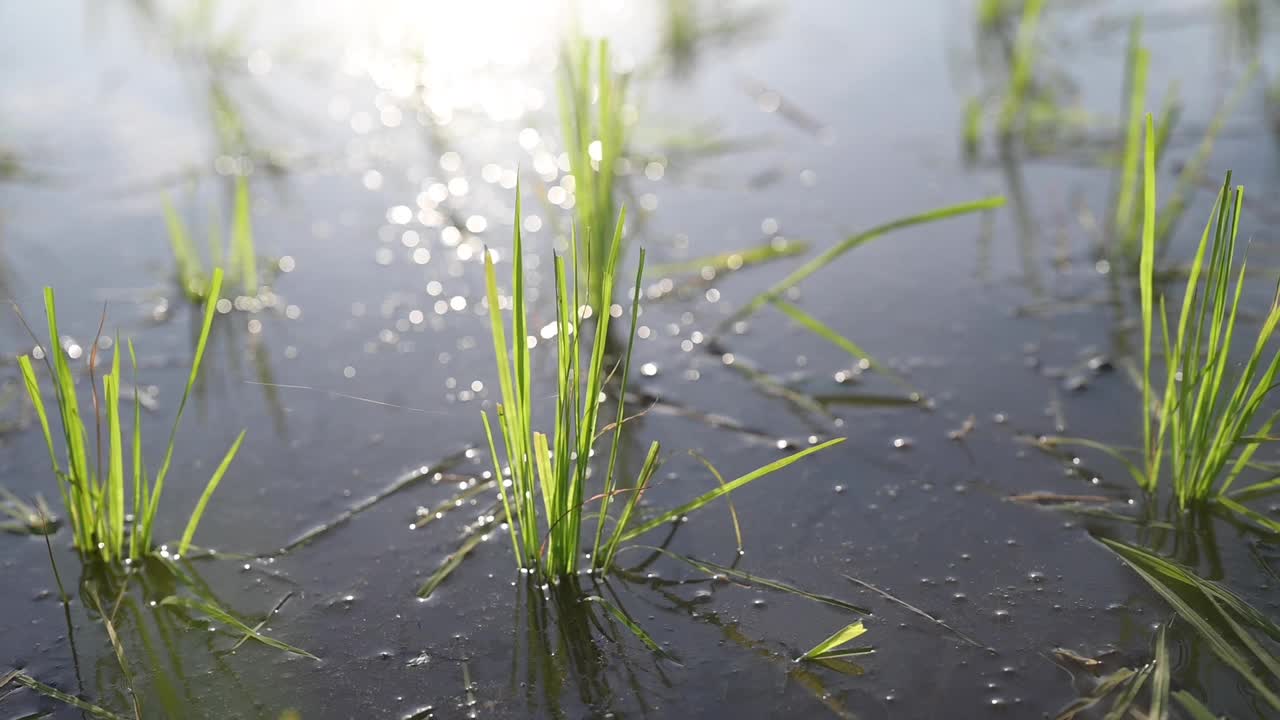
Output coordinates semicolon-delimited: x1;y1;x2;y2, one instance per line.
2;1;1278;718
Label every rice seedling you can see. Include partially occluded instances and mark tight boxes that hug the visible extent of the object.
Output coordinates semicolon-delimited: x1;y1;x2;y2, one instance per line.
165;176;259;301
1099;537;1280;711
1132;115;1280;508
1044;115;1280;517
475;189;841;583
17;267;246;563
558;36;629;314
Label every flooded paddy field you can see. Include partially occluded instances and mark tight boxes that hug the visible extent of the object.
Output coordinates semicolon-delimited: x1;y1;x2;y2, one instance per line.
2;1;1280;718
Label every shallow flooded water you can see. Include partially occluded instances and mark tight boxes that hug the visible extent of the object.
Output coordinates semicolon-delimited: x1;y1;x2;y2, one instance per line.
3;1;1280;718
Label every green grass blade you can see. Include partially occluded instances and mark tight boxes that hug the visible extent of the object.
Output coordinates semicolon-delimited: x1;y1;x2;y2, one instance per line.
1228;476;1280;501
690;451;743;555
799;621;868;661
635;549;871;615
1138;114;1157;490
722;198;1004;329
601;441;661;570
18;356;68;515
1099;538;1280;709
158;595;316;659
619;438;843;543
772;299;915;396
1172;691;1220;720
417;527;491;599
104;343;125;559
128;340;146;560
1148;623;1170;720
592;246;646;567
177;430;245;556
1103;663;1151;720
142;268;225;550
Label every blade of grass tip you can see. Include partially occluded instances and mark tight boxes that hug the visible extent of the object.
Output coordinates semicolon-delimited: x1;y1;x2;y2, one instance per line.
689;451;743;555
583;595;680;663
11;672;130;720
1138;113;1157;490
158;596;316;660
176;429;246;556
1172;691;1219;720
799;621;868;661
618;438;843;543
771;299;918;398
1148;622;1170;720
721;198;1004;331
142;267;224;551
631;548;871;615
231;175;257;294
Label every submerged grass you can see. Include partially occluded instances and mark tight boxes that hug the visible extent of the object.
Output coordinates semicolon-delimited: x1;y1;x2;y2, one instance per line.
469;188;841;585
17;268;246;563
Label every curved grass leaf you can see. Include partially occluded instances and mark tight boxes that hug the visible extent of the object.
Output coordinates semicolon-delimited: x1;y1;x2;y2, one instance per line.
177;430;246;556
158;595;316;660
799;621;868;661
618;438;843;543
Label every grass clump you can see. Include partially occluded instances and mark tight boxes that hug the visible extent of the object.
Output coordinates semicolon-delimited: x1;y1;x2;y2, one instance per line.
476;189;840;583
1131;114;1280;509
165;176;259;301
17;268;246;563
